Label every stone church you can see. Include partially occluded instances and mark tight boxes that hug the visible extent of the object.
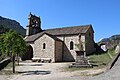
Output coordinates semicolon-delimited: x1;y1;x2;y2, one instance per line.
25;13;95;62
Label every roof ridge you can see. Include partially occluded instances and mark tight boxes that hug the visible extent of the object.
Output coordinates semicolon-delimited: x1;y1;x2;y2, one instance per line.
25;24;93;42
44;24;91;31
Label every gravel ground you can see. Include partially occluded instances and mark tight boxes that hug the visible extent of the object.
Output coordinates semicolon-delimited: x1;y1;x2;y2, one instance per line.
9;62;91;80
0;75;8;80
0;60;115;80
0;61;98;80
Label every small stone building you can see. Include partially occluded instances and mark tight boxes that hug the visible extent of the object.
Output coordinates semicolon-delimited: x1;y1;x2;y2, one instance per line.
25;13;95;62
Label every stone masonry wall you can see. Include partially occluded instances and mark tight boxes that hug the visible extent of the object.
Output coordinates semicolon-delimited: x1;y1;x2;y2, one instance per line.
85;28;95;55
34;34;55;62
57;35;80;61
55;41;63;61
31;31;95;62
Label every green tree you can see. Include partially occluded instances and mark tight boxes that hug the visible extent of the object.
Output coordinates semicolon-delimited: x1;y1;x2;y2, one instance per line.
0;30;26;73
14;34;27;65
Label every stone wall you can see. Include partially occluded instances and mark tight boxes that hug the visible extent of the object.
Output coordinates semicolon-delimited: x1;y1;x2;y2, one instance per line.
34;34;55;62
85;28;95;55
30;29;95;62
57;35;80;61
55;41;63;61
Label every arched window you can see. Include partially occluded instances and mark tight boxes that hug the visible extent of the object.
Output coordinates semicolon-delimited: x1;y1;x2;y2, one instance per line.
43;43;46;49
70;41;74;50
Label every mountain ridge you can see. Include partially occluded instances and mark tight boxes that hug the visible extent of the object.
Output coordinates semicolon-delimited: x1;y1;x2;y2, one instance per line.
99;34;120;49
0;16;25;36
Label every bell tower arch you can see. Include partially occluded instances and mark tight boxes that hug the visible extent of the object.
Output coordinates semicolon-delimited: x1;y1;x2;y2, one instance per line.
26;12;42;36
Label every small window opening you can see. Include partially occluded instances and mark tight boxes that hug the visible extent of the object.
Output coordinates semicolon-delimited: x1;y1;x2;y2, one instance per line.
43;43;46;49
70;41;74;50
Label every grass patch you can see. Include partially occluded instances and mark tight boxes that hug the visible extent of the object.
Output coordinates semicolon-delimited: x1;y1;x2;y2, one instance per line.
89;53;110;67
108;47;116;57
80;71;104;76
88;48;116;68
64;48;116;72
4;62;13;69
0;69;13;75
65;67;92;72
92;71;104;76
0;62;19;75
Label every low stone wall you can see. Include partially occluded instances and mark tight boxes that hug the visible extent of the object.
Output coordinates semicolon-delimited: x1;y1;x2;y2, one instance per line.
107;52;120;70
0;58;11;70
106;45;120;70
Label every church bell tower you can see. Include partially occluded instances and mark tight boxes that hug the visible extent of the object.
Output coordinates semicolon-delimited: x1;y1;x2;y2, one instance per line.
26;12;42;36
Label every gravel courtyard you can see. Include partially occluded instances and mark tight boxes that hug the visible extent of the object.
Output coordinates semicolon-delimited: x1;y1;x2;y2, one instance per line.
1;58;120;80
0;61;104;80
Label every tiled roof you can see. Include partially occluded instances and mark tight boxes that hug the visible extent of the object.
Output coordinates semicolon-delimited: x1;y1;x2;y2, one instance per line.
25;25;93;42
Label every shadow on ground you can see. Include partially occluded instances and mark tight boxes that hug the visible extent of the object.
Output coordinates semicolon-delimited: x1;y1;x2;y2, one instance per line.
18;70;51;75
20;64;43;66
28;64;43;66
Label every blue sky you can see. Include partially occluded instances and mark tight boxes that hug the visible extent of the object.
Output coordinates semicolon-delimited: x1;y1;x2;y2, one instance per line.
0;0;120;42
